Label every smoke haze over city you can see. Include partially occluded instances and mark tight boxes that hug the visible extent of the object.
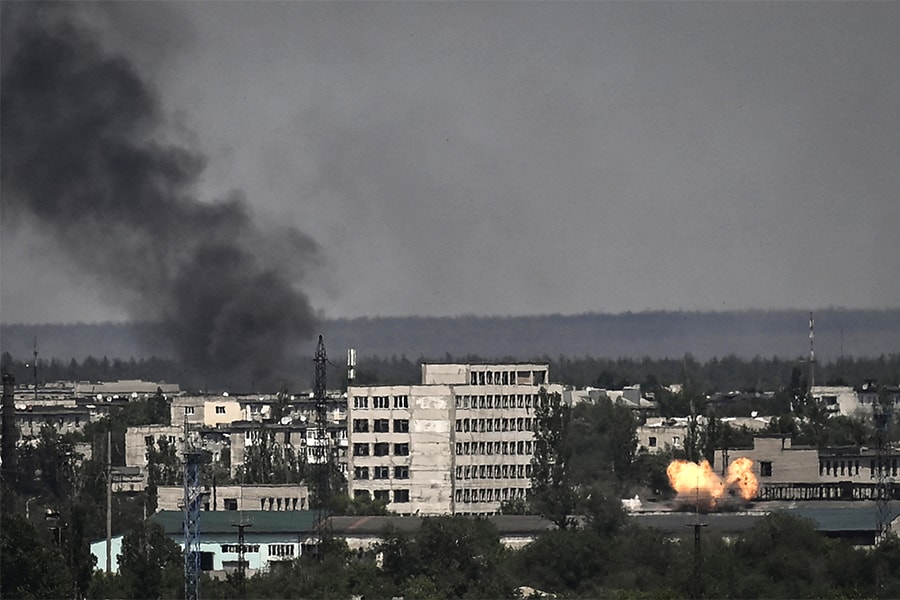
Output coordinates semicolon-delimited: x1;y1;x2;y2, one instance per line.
2;2;899;329
1;5;319;380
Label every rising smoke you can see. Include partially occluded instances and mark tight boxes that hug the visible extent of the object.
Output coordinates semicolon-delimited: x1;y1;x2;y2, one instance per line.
0;6;320;387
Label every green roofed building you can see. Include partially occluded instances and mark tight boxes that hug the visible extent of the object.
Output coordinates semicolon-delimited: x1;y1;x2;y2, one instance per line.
90;510;321;576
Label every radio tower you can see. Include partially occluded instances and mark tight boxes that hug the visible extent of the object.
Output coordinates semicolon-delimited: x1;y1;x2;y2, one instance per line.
808;311;816;390
183;420;203;600
313;336;332;547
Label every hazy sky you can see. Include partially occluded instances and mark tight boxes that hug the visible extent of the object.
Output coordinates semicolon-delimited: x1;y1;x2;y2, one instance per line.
2;1;899;324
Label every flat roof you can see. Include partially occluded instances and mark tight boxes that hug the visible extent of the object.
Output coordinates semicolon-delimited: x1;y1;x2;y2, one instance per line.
151;510;319;535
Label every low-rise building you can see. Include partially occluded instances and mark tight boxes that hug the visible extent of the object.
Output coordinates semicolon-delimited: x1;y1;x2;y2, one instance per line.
637;417;688;453
91;511;320;576
726;437;900;501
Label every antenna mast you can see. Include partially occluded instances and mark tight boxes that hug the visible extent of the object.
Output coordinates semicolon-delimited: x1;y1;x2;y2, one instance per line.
183;419;202;600
808;311;816;390
313;336;331;546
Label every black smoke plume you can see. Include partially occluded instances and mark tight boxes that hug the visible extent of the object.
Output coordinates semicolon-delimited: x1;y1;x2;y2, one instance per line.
1;8;319;389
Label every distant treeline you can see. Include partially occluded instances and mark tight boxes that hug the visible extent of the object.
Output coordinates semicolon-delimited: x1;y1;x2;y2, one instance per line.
2;309;899;366
2;351;898;395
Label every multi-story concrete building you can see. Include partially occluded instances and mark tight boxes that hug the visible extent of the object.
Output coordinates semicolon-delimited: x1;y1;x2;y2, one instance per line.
347;363;563;516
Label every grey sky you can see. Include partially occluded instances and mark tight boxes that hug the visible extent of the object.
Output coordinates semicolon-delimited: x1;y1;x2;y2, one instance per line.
2;1;898;324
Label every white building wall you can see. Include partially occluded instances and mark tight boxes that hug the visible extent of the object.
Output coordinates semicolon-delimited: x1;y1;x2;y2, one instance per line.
811;386;862;418
203;399;243;427
348;364;561;516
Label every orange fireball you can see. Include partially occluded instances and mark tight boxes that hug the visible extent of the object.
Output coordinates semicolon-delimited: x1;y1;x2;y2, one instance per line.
725;457;759;500
667;457;759;508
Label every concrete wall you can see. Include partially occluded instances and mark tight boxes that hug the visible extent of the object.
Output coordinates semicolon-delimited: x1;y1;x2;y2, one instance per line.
811;386;862;418
421;364;468;385
171;396;205;427
637;422;687;453
156;484;310;512
204;399;243;427
727;437;819;484
124;424;183;471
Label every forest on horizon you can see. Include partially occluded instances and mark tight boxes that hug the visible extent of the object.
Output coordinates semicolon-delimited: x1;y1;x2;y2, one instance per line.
2;308;898;365
2;311;899;395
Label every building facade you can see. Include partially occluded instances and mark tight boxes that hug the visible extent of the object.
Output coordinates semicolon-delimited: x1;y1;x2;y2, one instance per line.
156;484;310;512
726;437;900;500
347;363;562;516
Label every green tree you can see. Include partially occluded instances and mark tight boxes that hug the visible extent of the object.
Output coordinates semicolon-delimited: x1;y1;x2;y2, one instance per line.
118;521;183;599
701;410;721;467
1;513;73;599
530;388;576;528
567;396;638;486
380;516;514;599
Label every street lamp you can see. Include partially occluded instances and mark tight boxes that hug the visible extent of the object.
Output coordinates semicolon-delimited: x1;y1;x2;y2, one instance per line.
25;496;39;520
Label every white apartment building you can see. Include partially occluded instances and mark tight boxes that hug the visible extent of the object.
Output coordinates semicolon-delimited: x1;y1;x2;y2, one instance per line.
347;363;563;516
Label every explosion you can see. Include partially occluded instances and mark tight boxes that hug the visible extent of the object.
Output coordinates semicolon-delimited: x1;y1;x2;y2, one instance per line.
667;457;758;510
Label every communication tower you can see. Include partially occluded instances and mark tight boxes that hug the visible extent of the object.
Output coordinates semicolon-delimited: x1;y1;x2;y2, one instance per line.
313;336;332;545
183;420;203;600
808;311;816;389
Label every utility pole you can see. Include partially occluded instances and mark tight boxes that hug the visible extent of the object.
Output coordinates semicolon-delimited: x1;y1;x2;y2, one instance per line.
106;428;112;573
231;521;251;598
687;521;707;599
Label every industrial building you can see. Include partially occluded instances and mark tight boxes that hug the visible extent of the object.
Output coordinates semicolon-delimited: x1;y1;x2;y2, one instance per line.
347;363;563;516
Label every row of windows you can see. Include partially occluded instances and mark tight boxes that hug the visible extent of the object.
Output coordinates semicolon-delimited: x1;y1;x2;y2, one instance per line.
220;544;260;553
819;459;899;478
455;487;528;504
455;463;532;480
455;440;533;456
268;544;295;557
353;442;410;457
469;369;546;386
218;543;294;557
455;417;533;433
354;489;410;503
144;435;177;446
183;405;227;415
352;419;409;433
354;466;409;480
455;394;541;410
353;395;409;409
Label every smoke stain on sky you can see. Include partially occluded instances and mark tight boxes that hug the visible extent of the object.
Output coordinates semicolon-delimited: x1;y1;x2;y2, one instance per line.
2;2;900;325
0;6;319;382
